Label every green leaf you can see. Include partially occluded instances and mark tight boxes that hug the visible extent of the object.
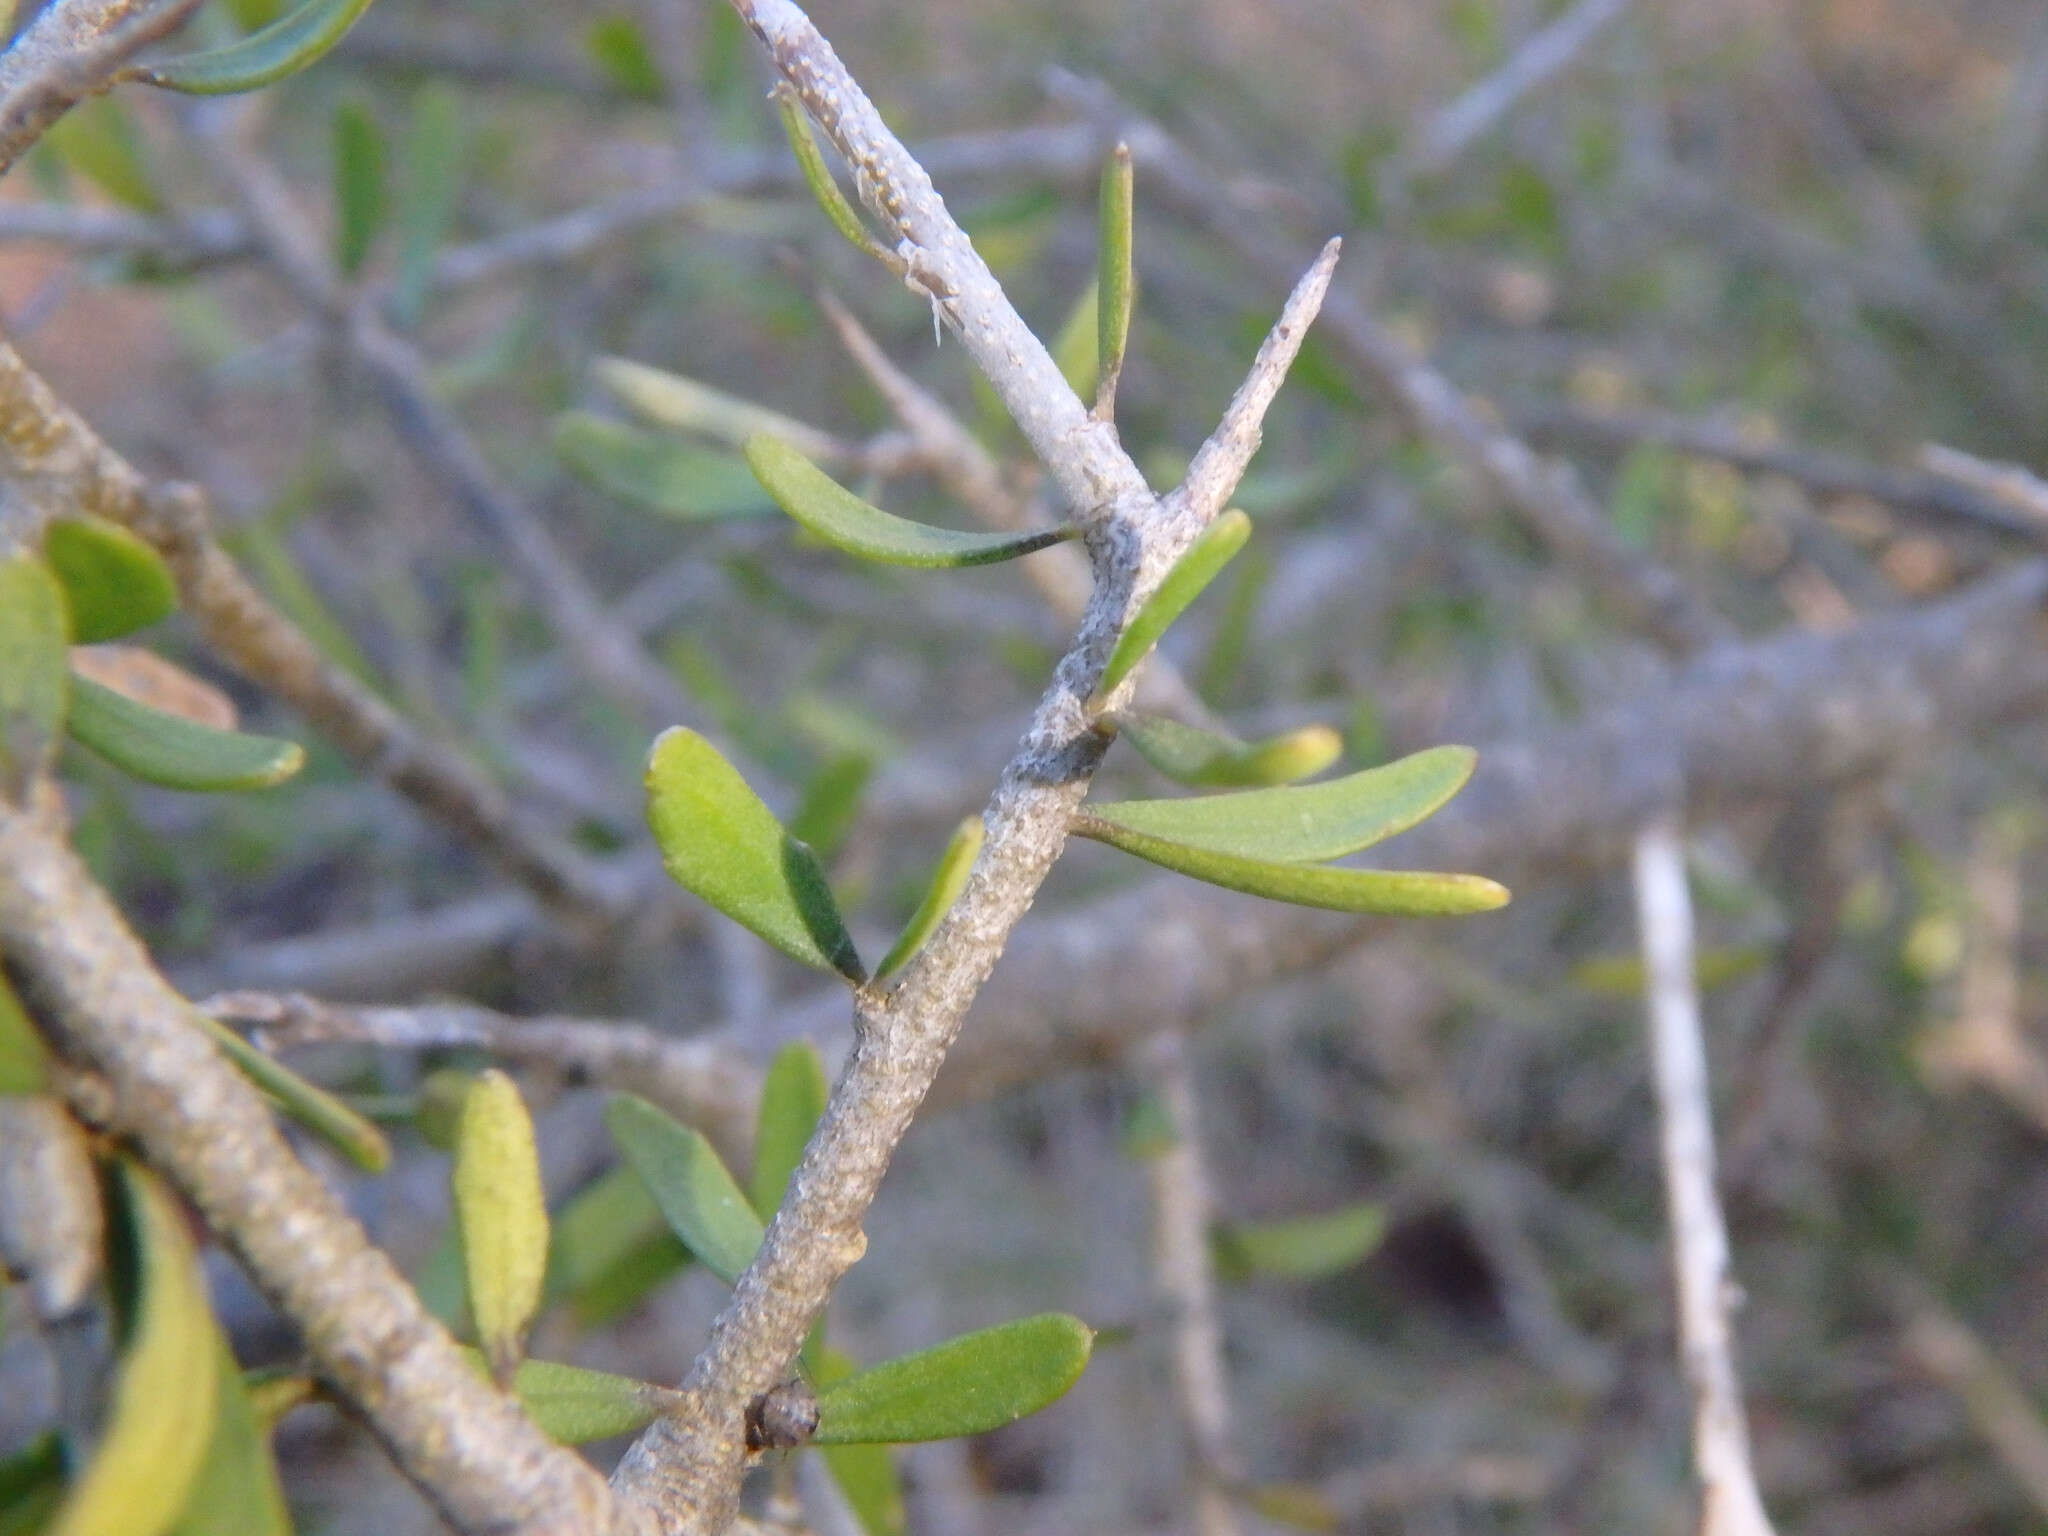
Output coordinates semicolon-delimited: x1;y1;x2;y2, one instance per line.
0;1434;65;1536
875;816;983;979
67;673;305;792
788;752;871;861
547;1163;690;1325
644;726;864;980
773;85;888;262
586;15;665;101
50;1162;219;1536
745;436;1078;569
1096;510;1251;702
0;970;50;1096
821;1442;906;1536
391;84;464;325
1074;820;1510;916
606;1094;763;1286
1212;1201;1384;1284
1116;713;1343;790
1051;279;1098;403
42;97;158;211
198;1013;390;1173
1246;1482;1341;1533
133;0;381;93
167;1339;293;1536
1096;142;1133;411
1569;945;1770;998
42;519;178;642
0;550;69;799
1084;744;1477;864
458;1350;680;1445
555;413;775;520
453;1070;550;1384
749;1042;828;1220
811;1314;1093;1445
593;358;828;451
331;98;388;277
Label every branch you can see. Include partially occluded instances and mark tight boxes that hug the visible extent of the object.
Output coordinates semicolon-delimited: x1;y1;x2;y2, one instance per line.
0;801;643;1536
0;341;622;922
0;0;204;176
1633;818;1776;1536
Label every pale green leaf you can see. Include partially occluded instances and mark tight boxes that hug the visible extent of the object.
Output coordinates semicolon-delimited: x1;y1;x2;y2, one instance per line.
391;85;464;325
1246;1482;1341;1533
1084;744;1476;863
875;816;982;979
1096;142;1134;411
0;551;69;799
1096;510;1251;701
1117;713;1342;789
453;1071;550;1383
0;970;50;1096
811;1314;1094;1445
50;1163;219;1536
1569;945;1771;998
546;1163;690;1325
746;436;1078;569
67;673;305;792
1074;819;1510;916
1051;279;1097;402
554;412;774;520
199;1013;389;1173
606;1094;763;1286
645;726;864;980
331;98;387;277
749;1041;828;1219
774;85;887;261
458;1350;680;1444
134;0;381;93
42;97;158;210
42;519;178;642
593;358;830;453
167;1339;293;1536
1213;1201;1385;1283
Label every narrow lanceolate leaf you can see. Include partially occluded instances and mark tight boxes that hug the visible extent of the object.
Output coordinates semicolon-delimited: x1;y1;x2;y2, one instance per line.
1212;1201;1385;1284
554;413;774;520
645;727;864;980
1095;142;1134;415
1051;279;1098;403
811;1314;1094;1446
1094;510;1252;703
0;552;67;800
458;1350;680;1444
593;358;835;456
606;1094;763;1286
0;972;50;1096
453;1071;550;1384
1116;713;1343;790
67;674;305;792
331;97;388;277
202;1018;356;1154
809;1344;908;1535
41;519;178;642
546;1163;689;1324
774;84;890;262
875;816;983;979
132;0;381;93
1074;819;1510;916
166;1339;292;1536
41;98;158;210
750;1042;828;1219
746;436;1078;569
50;1162;219;1536
1084;744;1478;864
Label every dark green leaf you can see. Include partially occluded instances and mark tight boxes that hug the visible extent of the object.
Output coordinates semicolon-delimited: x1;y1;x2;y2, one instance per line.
875;816;982;979
606;1094;763;1286
645;727;863;979
787;753;871;859
0;550;69;799
67;673;305;792
746;436;1078;569
1085;744;1476;863
0;1434;65;1536
749;1042;828;1219
1116;713;1343;789
773;85;888;261
199;1013;390;1172
134;0;381;93
555;412;775;520
42;519;178;642
1096;510;1251;701
453;1071;549;1383
1073;819;1510;916
0;970;50;1096
1096;143;1134;412
586;15;665;101
49;1163;219;1536
167;1339;293;1536
821;1443;906;1536
1213;1201;1384;1283
331;98;388;277
811;1314;1094;1445
458;1351;680;1445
